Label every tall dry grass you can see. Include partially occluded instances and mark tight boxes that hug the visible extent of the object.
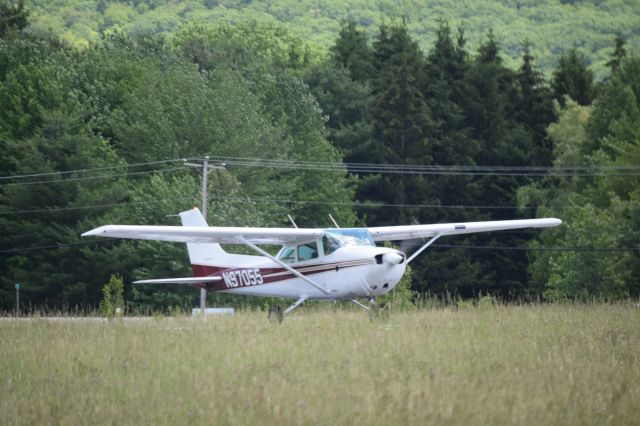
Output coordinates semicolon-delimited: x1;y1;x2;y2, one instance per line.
1;303;638;425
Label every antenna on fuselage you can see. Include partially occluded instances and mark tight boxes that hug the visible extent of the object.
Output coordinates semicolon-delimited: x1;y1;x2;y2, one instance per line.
287;214;298;228
328;214;340;229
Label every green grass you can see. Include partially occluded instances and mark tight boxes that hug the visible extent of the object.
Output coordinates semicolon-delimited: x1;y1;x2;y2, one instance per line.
1;304;639;425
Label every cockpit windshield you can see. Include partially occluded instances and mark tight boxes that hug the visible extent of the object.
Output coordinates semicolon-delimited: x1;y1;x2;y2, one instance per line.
322;229;375;255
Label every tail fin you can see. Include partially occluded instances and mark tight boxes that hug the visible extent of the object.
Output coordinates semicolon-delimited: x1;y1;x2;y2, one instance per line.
179;207;228;265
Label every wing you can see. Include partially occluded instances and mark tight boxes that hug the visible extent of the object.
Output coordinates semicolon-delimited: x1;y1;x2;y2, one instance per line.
82;225;322;245
368;218;561;242
133;276;222;285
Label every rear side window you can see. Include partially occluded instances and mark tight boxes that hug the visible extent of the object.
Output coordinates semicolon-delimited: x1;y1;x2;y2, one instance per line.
297;243;318;261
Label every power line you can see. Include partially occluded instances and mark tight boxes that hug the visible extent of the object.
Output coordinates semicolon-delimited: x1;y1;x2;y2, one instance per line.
0;157;195;181
206;156;640;176
2;156;640;186
1;239;636;256
0;198;196;215
0;167;186;188
0;194;577;216
0;239;120;255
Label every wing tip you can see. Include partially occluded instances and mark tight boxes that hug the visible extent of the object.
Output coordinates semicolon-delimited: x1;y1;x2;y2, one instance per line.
541;218;562;227
81;226;105;237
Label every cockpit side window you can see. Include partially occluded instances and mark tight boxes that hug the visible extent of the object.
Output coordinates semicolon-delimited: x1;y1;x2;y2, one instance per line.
279;246;296;263
297;242;318;262
322;235;340;256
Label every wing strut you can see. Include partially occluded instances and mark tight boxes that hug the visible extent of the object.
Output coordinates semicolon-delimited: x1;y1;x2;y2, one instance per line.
406;234;443;264
284;296;308;314
240;239;330;295
351;299;371;311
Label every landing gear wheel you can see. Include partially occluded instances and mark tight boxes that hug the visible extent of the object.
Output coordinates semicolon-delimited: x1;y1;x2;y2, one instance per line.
369;300;390;322
268;305;284;323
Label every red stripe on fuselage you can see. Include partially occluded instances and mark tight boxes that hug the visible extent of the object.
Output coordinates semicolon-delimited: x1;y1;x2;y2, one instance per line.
190;259;372;291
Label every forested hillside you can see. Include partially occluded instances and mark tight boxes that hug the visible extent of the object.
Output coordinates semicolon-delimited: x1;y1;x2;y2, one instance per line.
24;0;640;79
1;2;638;311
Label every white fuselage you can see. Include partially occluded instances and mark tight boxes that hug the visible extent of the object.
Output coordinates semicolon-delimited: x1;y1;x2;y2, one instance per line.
196;246;407;301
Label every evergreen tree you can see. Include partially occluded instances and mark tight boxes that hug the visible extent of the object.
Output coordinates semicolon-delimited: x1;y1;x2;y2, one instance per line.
304;62;372;163
515;46;555;166
606;33;627;73
461;34;534;298
330;20;374;82
423;23;475;169
411;22;483;296
363;22;433;225
552;49;595;106
308;21;374;165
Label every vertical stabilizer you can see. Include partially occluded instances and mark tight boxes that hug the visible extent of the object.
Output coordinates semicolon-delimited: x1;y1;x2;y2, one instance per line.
179;207;228;265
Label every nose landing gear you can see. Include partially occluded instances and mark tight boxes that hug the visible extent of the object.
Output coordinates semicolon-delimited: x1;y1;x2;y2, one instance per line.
368;297;390;322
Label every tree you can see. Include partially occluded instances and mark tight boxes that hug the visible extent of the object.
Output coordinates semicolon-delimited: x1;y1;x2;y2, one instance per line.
0;0;28;38
423;23;476;171
100;274;124;316
552;49;595;106
606;33;627;74
304;62;372;163
545;203;632;300
514;46;555;166
460;35;539;298
363;22;433;225
410;22;484;297
330;20;374;82
519;55;640;300
0;22;357;311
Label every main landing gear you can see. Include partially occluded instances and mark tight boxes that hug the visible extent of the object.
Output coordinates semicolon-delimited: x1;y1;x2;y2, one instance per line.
268;305;284;323
268;297;389;322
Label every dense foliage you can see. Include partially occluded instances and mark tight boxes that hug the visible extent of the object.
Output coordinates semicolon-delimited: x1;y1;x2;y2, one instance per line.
0;17;355;311
0;5;638;311
23;0;640;79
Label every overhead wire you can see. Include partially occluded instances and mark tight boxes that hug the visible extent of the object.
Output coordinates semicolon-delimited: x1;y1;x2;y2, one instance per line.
2;239;636;255
0;194;575;216
0;157;195;181
204;155;640;176
2;156;640;188
0;166;186;187
0;239;120;255
1;156;636;255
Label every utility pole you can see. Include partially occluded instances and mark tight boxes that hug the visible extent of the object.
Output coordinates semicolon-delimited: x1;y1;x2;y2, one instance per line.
15;282;20;316
183;156;225;313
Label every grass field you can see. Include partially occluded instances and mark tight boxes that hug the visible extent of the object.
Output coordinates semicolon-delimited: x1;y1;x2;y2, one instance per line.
1;303;639;425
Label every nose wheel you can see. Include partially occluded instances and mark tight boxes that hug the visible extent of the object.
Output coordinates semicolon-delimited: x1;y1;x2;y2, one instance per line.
368;297;390;321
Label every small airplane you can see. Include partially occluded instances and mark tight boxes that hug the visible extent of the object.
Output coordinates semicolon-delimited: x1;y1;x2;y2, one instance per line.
82;208;561;317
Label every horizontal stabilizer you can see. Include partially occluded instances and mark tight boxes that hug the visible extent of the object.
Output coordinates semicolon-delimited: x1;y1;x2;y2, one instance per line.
133;276;222;285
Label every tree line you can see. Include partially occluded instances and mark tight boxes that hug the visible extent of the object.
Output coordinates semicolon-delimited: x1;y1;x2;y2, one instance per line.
0;7;638;311
22;0;640;80
306;21;638;301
